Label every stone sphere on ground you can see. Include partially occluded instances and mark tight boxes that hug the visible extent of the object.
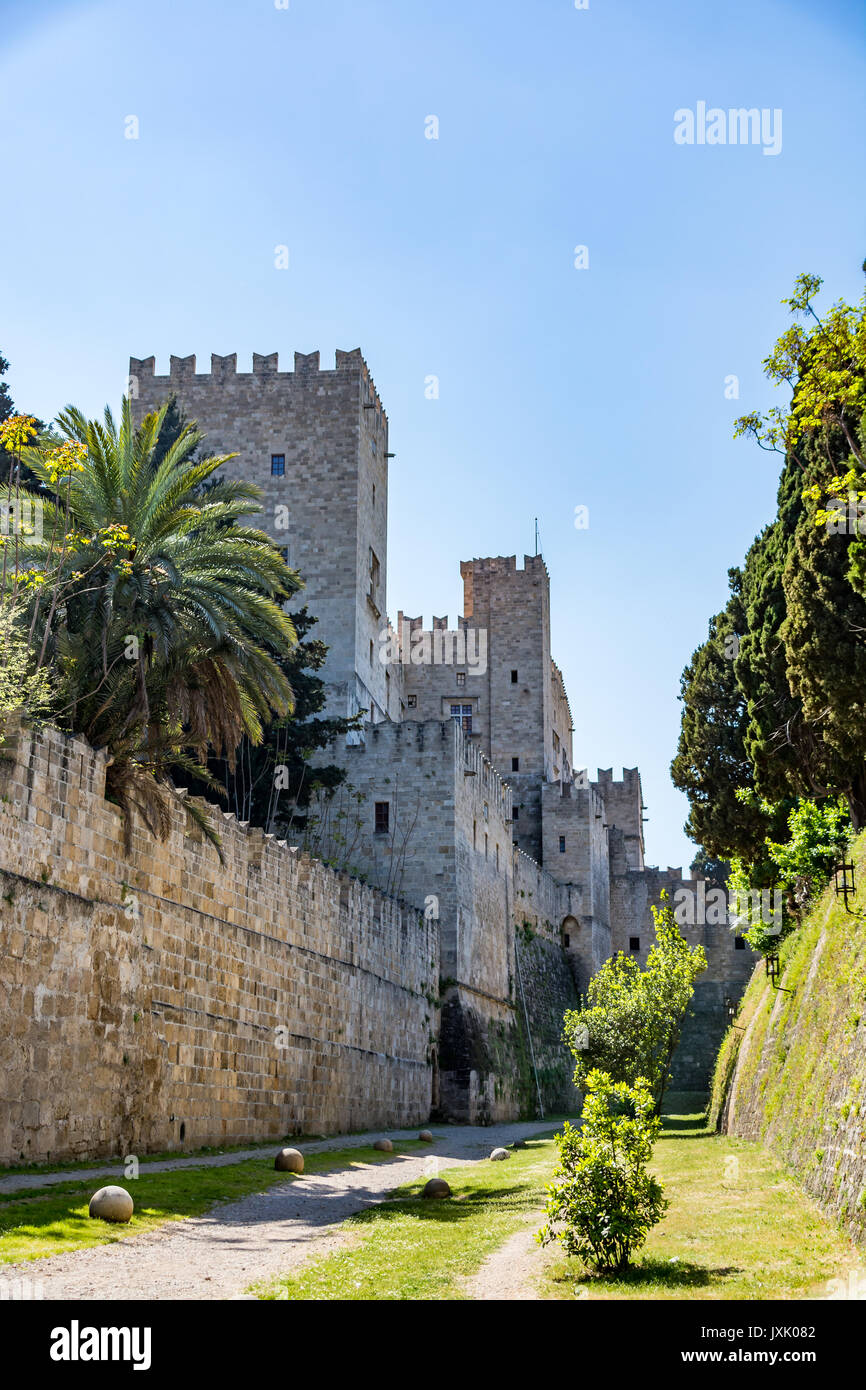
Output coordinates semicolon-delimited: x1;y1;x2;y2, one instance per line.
490;1147;509;1161
274;1147;304;1173
373;1138;393;1152
419;1130;434;1143
422;1177;451;1199
88;1185;134;1223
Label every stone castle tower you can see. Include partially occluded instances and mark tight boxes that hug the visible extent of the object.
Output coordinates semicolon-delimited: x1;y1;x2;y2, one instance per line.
129;350;397;728
130;347;757;1110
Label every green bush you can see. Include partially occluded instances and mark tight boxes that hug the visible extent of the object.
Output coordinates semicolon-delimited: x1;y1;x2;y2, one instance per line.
562;898;706;1114
538;1071;668;1274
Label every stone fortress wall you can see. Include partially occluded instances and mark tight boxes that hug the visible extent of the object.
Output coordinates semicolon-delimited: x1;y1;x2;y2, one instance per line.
0;726;439;1164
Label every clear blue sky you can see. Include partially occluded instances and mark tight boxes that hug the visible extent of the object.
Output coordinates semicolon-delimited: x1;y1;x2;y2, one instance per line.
2;0;864;869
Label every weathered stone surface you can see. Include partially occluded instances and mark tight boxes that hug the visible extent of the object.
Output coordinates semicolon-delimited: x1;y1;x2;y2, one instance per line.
274;1148;304;1173
89;1185;133;1223
490;1147;509;1161
0;728;438;1165
422;1178;451;1199
418;1130;434;1142
373;1138;393;1152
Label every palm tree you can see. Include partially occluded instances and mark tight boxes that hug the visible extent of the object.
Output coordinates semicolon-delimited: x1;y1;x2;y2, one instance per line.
17;397;301;849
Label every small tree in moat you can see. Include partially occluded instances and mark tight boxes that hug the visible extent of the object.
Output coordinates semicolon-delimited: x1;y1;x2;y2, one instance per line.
538;1071;668;1274
562;897;706;1116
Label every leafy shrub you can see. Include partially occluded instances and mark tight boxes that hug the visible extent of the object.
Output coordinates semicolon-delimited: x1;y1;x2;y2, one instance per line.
538;1071;668;1274
562;897;706;1114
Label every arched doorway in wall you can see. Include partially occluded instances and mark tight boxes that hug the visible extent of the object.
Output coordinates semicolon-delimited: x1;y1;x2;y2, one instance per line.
561;915;579;949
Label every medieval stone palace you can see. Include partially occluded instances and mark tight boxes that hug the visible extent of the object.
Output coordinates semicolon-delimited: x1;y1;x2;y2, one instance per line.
130;348;754;1111
0;347;754;1165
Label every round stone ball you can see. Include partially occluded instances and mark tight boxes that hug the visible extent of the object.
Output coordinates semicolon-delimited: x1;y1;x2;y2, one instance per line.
88;1185;134;1223
373;1138;394;1152
490;1147;510;1161
422;1178;451;1199
274;1148;304;1173
419;1130;434;1143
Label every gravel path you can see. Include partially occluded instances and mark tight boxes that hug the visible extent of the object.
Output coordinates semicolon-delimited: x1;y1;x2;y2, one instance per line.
1;1120;555;1301
0;1125;462;1195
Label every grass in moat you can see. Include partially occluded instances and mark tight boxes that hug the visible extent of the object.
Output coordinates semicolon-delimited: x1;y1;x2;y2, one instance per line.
254;1095;857;1301
540;1095;856;1301
252;1135;558;1301
0;1141;426;1264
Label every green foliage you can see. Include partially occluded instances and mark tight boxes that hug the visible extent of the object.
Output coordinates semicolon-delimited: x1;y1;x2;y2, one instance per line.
0;602;50;740
0;352;13;426
707;826;866;1246
538;1072;668;1274
174;606;361;833
728;792;850;953
13;398;301;848
671;582;770;860
562;899;706;1114
676;266;866;879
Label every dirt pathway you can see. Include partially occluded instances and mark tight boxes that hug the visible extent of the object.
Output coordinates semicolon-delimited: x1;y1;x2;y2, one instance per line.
465;1210;548;1300
1;1120;555;1300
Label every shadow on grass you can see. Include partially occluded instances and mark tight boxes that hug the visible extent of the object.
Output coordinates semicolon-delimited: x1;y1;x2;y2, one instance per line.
660;1112;712;1141
353;1184;537;1227
553;1256;741;1292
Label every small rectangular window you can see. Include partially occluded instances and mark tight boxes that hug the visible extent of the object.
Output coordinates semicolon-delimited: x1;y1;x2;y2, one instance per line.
512;757;520;772
456;671;466;687
563;933;570;947
407;694;417;709
271;454;286;476
278;546;289;563
629;937;640;953
510;669;518;683
450;703;472;735
495;844;499;869
513;805;518;820
374;802;389;834
559;835;566;853
734;935;745;950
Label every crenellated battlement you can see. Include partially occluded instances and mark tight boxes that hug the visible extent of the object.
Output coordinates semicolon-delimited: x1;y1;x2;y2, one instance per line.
128;348;387;419
595;766;642;790
460;553;548;575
